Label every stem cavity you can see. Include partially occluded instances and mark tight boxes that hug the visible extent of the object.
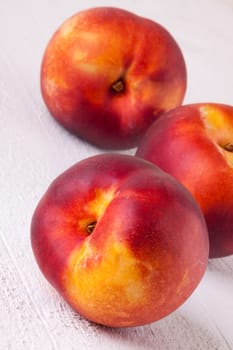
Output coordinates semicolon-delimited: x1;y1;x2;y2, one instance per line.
223;143;233;152
111;79;125;93
86;221;97;234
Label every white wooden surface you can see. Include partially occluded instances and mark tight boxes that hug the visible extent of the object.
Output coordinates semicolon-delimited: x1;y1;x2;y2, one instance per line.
1;0;233;349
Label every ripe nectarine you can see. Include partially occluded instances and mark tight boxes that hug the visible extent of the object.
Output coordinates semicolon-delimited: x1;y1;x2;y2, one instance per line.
31;154;208;327
41;7;186;149
136;103;233;258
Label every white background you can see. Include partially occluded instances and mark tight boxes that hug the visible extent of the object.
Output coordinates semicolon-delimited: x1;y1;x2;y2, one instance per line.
1;0;233;349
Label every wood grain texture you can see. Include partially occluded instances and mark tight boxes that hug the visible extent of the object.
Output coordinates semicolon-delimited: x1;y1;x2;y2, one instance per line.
0;0;233;349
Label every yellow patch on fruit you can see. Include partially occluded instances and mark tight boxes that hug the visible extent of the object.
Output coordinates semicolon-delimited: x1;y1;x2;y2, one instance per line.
69;30;125;86
78;187;116;234
86;187;116;218
60;17;78;39
200;105;233;168
70;32;100;63
63;238;149;325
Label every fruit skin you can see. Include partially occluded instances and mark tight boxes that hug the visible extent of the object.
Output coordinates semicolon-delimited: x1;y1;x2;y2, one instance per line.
31;154;208;327
136;103;233;258
41;7;186;149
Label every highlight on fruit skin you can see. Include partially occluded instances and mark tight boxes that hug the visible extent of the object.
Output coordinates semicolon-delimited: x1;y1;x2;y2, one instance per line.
136;102;233;258
31;153;209;328
40;7;187;149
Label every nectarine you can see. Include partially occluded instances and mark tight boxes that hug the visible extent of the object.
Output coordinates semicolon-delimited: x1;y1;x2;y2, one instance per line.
31;154;208;327
41;7;186;149
136;103;233;258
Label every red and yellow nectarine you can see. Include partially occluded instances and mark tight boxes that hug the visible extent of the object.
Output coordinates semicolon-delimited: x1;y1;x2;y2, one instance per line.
136;103;233;258
31;154;208;327
41;7;186;149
